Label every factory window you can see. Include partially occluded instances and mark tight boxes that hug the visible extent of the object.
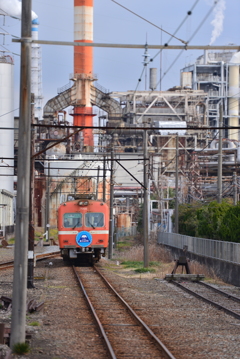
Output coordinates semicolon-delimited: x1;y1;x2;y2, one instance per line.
85;213;104;228
64;213;82;228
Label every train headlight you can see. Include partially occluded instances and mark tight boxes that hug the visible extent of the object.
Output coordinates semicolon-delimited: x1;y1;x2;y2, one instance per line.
78;200;89;206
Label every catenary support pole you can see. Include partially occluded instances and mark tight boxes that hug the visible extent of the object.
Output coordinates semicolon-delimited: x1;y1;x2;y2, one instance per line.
45;162;50;241
233;172;237;205
103;154;106;202
10;0;32;348
143;126;149;267
108;148;114;259
27;94;35;289
217;104;223;204
175;135;179;233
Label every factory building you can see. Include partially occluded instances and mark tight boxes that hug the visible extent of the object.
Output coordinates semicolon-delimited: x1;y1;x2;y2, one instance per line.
5;2;240;235
181;51;240;140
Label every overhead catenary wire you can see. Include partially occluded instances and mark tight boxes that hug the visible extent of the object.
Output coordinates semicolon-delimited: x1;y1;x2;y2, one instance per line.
110;0;186;45
153;0;220;91
150;0;200;63
133;0;200;95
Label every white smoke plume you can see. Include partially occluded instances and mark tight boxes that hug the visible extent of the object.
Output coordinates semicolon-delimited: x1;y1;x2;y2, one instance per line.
209;0;226;45
0;0;37;20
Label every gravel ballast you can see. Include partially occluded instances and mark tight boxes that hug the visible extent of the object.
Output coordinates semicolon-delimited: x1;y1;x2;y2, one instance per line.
0;246;240;358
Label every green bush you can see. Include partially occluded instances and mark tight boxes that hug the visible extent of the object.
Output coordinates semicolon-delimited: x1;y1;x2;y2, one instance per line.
13;342;30;355
219;204;240;242
178;200;240;242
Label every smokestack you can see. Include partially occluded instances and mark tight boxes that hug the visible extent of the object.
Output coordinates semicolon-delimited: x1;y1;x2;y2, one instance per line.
204;50;208;65
73;0;94;151
149;68;157;91
228;52;240;141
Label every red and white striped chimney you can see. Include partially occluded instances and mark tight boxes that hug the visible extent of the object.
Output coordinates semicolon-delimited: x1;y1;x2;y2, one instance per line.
73;0;94;150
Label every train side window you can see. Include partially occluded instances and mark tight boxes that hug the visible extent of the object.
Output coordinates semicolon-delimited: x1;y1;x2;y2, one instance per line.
85;213;104;228
63;213;82;228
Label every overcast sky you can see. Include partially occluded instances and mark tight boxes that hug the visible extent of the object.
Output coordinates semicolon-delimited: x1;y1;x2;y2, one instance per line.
0;0;239;116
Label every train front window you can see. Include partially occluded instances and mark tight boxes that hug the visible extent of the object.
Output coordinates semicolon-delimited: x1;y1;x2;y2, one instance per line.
85;213;104;228
63;213;82;228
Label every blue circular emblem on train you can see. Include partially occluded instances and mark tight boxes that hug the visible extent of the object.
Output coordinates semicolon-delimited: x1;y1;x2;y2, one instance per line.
76;231;92;247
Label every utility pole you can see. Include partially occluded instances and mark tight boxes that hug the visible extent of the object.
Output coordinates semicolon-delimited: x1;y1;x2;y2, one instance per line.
233;171;238;205
27;94;35;288
103;154;106;202
143;125;149;268
175;135;179;233
45;161;50;241
10;0;32;348
96;165;100;199
217;104;223;204
108;148;114;259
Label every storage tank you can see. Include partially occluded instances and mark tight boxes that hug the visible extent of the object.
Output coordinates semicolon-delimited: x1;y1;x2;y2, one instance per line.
117;213;131;229
0;55;14;193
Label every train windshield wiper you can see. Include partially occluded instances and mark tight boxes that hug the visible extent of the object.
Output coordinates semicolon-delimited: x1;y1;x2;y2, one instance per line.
72;220;81;229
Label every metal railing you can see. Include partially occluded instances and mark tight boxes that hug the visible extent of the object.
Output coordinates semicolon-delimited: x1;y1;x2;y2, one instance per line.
57;81;72;94
115;226;137;241
158;232;240;264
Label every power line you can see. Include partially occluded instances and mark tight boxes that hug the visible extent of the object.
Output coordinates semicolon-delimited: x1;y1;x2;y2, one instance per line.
110;0;186;45
0;108;19;118
132;1;199;95
150;0;200;62
154;0;220;90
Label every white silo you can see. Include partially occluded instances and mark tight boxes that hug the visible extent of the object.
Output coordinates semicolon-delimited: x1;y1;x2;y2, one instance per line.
228;52;240;141
31;18;43;120
0;54;14;193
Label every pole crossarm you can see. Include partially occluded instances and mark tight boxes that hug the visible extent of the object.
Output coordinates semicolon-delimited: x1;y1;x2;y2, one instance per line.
115;159;147;190
12;39;240;51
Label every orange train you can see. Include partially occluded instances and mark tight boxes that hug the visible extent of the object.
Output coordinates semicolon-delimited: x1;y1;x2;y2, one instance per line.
58;197;109;264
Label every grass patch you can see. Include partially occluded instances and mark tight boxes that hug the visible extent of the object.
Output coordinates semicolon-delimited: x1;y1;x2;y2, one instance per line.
13;342;30;355
35;230;43;239
117;241;132;250
29;321;40;327
49;228;58;241
121;260;143;268
135;268;156;273
8;237;15;244
121;260;161;269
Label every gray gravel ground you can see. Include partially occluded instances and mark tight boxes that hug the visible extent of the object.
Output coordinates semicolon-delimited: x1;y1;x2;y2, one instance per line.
0;246;240;358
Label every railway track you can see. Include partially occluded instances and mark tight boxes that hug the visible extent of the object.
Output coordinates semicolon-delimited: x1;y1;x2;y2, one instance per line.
0;251;60;270
73;265;176;359
171;280;240;320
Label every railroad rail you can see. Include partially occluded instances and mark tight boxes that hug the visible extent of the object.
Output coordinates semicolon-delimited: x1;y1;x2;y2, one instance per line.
171;280;240;320
0;251;60;270
73;265;176;359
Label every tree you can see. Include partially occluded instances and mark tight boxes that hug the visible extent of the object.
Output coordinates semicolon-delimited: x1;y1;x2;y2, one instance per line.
196;201;231;240
178;203;200;236
219;204;240;242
